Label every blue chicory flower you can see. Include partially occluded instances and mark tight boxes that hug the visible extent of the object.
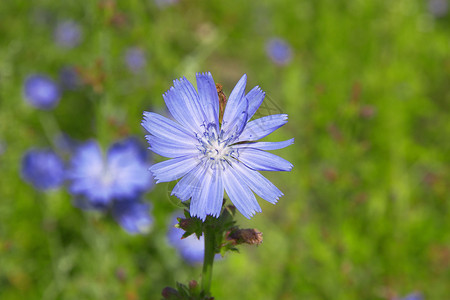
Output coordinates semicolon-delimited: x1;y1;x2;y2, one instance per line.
142;72;293;220
21;149;65;190
112;200;153;234
265;38;293;66
23;74;61;110
67;137;153;206
124;47;147;73
54;20;82;48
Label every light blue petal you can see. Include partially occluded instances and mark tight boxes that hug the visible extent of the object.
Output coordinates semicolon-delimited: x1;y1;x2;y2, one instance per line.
112;200;152;235
173;77;206;124
149;155;200;183
68;141;103;180
189;167;210;221
222;99;248;141
68;141;113;205
145;135;198;158
107;141;153;198
246;86;265;120
162;77;206;133
232;138;294;151
190;166;224;220
208;167;224;218
223;165;261;219
142;112;197;143
221;74;247;132
233;148;293;172
237;114;288;142
231;161;283;204
196;72;219;128
171;162;207;201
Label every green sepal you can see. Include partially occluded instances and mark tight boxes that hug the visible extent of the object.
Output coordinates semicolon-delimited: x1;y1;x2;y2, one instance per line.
161;280;214;300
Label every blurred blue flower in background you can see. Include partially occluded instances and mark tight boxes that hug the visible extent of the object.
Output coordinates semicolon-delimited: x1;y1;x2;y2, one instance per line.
399;292;423;300
23;74;61;110
155;0;179;8
0;140;6;156
21;149;65;191
265;38;293;66
54;20;82;48
59;66;81;90
124;47;147;73
112;199;153;234
142;72;293;221
428;0;448;17
167;213;206;264
67;137;153;206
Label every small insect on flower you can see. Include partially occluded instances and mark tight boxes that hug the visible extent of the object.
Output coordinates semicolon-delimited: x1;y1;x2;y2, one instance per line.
142;72;293;221
21;149;65;191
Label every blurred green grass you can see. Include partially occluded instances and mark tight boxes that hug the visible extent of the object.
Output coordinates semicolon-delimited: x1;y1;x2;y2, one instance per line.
0;0;449;299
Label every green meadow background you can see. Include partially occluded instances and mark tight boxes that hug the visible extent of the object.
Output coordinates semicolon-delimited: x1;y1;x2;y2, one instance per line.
0;0;449;299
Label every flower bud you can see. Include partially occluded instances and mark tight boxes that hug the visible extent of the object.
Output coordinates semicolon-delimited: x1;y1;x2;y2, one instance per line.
177;217;194;231
188;280;198;289
161;287;179;299
228;228;263;245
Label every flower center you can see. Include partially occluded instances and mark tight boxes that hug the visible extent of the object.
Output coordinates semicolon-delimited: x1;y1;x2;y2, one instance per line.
100;169;115;186
197;124;233;163
204;138;229;161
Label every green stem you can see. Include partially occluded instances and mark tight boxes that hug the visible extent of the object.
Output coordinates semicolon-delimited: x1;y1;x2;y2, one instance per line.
39;113;62;149
201;219;216;295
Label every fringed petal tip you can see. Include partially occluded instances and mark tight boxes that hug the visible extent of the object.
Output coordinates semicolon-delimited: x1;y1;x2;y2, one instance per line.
251;85;262;92
172;77;184;85
162;86;174;98
190;208;240;221
141;112;151;129
196;71;213;77
190;211;206;222
248;86;265;101
147;167;160;183
241;208;262;220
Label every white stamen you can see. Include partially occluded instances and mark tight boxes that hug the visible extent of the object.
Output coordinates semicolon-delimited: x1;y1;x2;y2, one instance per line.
198;124;232;164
